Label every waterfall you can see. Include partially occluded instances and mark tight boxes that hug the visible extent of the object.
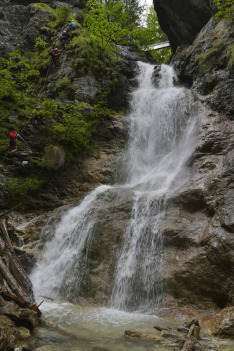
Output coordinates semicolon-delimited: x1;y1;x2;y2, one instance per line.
110;63;197;312
31;62;198;312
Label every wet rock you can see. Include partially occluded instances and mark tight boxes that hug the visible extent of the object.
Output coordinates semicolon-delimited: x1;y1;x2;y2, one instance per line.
0;314;20;351
152;65;162;86
18;325;31;339
124;330;164;341
14;246;37;275
0;301;38;330
210;306;234;338
160;330;179;339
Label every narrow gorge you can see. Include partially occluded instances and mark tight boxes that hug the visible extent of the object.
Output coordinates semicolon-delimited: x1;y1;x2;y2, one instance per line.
0;0;233;350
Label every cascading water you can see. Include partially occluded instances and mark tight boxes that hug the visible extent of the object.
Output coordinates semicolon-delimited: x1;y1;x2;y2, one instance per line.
31;62;197;313
110;63;197;312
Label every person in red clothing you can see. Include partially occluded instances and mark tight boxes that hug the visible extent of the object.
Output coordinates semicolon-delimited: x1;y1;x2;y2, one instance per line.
9;131;26;152
50;48;61;67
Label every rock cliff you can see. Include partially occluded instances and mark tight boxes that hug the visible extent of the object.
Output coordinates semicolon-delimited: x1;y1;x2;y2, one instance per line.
0;0;233;335
153;0;234;313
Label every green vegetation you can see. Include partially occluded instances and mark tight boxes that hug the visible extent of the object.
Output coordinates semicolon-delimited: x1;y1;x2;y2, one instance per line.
1;1;171;203
213;0;234;22
84;0;129;49
227;43;234;69
5;177;46;201
132;5;171;63
195;39;226;68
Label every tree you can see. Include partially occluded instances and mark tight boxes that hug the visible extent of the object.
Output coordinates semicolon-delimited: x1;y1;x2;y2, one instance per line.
132;5;171;63
84;0;130;50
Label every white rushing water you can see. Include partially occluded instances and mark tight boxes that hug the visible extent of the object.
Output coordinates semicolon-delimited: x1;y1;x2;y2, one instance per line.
31;62;198;312
110;63;197;312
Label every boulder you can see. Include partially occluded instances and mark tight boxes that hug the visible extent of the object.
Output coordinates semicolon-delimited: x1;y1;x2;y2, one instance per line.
202;306;234;338
0;315;20;351
0;301;39;330
153;0;211;51
43;146;65;171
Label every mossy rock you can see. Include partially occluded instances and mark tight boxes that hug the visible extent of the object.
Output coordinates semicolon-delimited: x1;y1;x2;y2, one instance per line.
44;146;65;170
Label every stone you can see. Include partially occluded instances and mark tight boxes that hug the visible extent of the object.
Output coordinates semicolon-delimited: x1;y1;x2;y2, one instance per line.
210;306;234;338
160;330;179;339
0;301;39;330
43;146;65;171
172;19;234;119
18;326;31;339
153;0;211;51
0;314;20;351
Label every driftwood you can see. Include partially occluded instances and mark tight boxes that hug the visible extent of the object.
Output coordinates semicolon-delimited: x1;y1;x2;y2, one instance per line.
180;320;201;351
154;325;164;331
0;220;14;253
181;335;198;351
0;219;33;302
0;258;28;299
0;290;42;318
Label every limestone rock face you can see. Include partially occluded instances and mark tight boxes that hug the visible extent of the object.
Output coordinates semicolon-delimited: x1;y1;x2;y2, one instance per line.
161;107;234;310
153;0;211;51
172;19;234;119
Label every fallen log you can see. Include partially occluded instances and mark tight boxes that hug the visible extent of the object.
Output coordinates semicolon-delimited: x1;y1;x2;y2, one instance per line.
0;220;33;301
0;220;14;253
181;320;201;351
0;290;42;318
154;325;163;331
181;335;198;351
0;258;28;300
7;254;33;301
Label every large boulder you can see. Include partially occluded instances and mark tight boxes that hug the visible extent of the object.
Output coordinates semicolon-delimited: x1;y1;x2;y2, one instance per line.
43;146;65;171
153;0;211;51
201;306;234;338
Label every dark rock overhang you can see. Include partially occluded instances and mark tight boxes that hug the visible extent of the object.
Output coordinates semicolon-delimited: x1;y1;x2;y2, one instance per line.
153;0;212;51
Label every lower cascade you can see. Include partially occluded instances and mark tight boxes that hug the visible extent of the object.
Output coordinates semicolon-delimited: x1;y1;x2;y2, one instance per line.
31;62;200;313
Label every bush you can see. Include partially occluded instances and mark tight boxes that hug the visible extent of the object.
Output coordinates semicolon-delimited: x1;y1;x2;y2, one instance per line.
55;6;73;27
214;0;234;22
34;37;48;52
54;77;75;98
5;177;46;201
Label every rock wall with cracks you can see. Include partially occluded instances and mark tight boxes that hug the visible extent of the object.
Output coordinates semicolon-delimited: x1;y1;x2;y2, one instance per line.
153;0;234;311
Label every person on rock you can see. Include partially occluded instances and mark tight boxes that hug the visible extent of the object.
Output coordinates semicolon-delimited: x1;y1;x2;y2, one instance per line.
70;20;76;31
50;48;61;67
9;131;26;153
60;31;70;47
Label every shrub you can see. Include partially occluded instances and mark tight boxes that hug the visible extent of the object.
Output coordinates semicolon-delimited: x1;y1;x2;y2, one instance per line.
34;37;48;52
55;6;73;27
213;0;234;22
54;78;75;97
5;177;46;201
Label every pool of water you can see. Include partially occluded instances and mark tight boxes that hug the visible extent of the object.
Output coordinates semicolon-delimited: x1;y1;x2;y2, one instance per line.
16;302;234;351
